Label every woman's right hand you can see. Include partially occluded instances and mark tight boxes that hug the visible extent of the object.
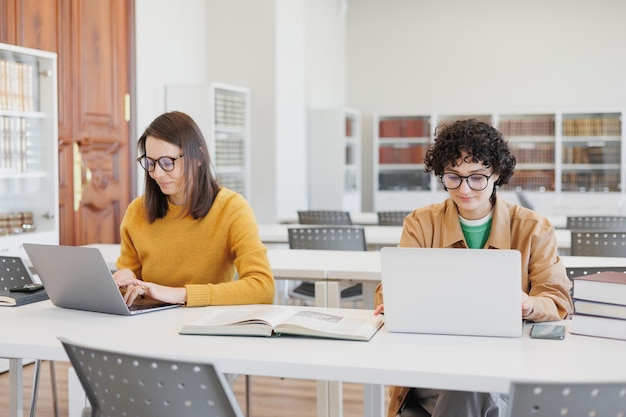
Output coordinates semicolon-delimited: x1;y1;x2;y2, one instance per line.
374;304;384;315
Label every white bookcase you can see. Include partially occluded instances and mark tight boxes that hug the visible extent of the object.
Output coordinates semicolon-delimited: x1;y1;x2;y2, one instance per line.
373;111;626;214
0;43;59;258
309;108;361;212
165;82;251;201
209;83;251;199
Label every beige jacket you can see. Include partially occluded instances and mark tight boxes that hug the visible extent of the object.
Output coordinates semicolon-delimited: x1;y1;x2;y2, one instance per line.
375;196;573;417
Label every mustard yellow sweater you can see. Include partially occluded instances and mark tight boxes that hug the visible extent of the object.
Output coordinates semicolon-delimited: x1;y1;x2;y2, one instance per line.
116;187;275;306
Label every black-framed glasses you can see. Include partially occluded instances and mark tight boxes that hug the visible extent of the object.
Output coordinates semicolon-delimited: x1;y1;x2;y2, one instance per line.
440;173;494;191
137;154;184;172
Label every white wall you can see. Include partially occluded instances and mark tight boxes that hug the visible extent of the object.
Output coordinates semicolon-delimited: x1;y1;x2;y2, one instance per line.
135;0;207;194
346;0;626;211
135;0;342;223
275;0;307;220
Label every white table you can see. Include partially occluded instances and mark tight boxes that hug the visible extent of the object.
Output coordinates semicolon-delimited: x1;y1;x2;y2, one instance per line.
3;302;626;417
262;224;572;252
63;245;626;417
276;212;568;229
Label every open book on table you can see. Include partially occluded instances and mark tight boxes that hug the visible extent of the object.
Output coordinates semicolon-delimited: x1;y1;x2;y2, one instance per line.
180;305;384;341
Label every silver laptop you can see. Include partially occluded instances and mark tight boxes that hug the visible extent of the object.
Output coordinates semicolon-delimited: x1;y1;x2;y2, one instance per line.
380;247;522;337
23;243;180;316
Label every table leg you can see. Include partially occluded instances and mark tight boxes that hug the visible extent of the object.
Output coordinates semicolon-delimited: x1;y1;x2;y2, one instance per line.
363;383;385;417
9;358;24;417
313;281;344;417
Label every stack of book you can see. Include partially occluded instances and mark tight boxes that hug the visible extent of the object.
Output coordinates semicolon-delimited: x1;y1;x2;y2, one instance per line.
570;271;626;340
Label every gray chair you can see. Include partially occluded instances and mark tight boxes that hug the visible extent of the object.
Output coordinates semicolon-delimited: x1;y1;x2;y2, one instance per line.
297;210;352;225
0;256;58;417
287;227;367;303
377;211;411;226
59;337;244;417
507;381;626;417
567;216;626;231
566;266;626;280
515;190;534;210
570;231;626;257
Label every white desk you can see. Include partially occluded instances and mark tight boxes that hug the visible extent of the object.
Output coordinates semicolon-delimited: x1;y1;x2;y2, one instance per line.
277;212;568;229
262;224;572;251
3;302;626;417
58;245;626;417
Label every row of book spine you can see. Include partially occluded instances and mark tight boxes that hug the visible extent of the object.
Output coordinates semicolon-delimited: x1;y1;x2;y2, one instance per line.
562;143;621;164
214;91;246;128
563;117;621;137
379;144;426;164
498;117;555;136
379;118;431;138
0;116;41;172
570;271;626;341
509;143;554;164
561;171;621;192
505;170;555;191
0;58;37;112
214;138;244;167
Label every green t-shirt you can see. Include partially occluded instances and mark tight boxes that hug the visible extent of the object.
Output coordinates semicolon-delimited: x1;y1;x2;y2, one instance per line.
460;214;493;249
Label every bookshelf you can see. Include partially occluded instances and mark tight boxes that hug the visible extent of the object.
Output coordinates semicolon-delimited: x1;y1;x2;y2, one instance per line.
373;111;625;212
210;83;251;199
309;108;361;212
497;113;556;192
560;112;622;192
165;82;251;201
0;43;59;257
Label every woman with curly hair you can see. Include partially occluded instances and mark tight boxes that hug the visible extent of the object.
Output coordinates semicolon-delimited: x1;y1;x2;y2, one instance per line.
374;119;572;417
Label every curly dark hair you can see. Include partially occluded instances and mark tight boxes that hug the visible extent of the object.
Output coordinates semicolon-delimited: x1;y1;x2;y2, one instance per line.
424;119;516;201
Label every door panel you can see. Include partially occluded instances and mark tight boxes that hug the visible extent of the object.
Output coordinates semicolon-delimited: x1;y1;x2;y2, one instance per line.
70;0;130;245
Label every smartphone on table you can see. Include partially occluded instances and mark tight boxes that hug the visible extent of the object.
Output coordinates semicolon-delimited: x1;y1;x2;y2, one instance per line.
530;324;566;340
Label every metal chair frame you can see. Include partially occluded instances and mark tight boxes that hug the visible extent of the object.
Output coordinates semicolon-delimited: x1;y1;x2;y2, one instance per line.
377;211;411;226
287;227;367;302
297;210;352;225
567;216;626;231
570;231;626;257
1;256;58;417
507;381;626;417
60;337;244;417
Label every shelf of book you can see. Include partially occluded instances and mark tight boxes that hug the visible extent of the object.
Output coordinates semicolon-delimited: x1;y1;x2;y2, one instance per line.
211;83;251;199
0;43;59;257
373;110;626;212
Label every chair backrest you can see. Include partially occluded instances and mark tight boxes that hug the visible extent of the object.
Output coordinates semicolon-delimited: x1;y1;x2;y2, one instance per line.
570;231;626;257
297;210;352;225
0;256;35;291
377;211;410;226
515;190;534;210
566;266;626;280
59;337;244;417
567;216;626;231
507;381;626;417
288;227;367;251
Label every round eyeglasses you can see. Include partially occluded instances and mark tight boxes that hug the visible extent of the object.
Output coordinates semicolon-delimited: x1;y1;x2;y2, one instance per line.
137;154;184;172
440;173;494;191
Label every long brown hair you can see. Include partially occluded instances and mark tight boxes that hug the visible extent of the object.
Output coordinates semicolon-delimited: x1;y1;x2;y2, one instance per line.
138;111;220;223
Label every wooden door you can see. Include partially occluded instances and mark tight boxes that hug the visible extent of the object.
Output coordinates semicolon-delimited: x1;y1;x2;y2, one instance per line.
0;0;134;245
